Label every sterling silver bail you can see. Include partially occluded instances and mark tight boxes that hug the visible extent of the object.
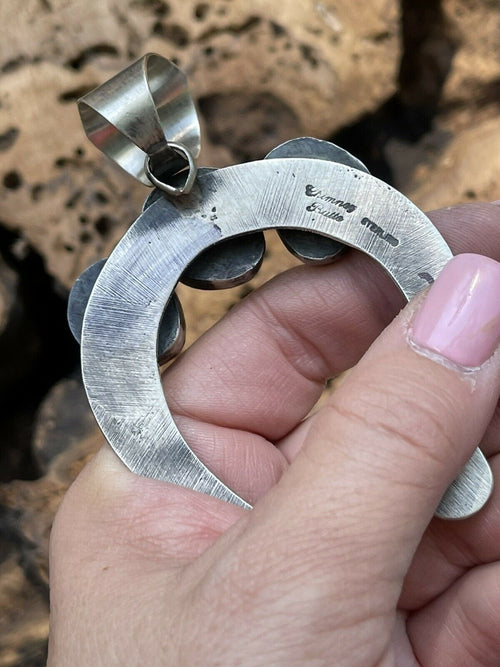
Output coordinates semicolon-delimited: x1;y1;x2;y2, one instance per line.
71;54;494;522
78;53;200;195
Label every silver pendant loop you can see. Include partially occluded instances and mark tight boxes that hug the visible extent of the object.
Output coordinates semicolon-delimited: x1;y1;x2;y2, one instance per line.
144;141;197;196
77;53;200;188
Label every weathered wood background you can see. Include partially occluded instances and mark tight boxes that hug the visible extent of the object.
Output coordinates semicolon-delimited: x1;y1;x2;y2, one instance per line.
0;1;499;663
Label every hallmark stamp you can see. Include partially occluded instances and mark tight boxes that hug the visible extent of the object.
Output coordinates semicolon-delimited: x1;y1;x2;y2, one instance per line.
360;217;399;247
304;184;357;222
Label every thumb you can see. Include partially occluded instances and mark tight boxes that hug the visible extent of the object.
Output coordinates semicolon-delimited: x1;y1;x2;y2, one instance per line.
245;254;500;591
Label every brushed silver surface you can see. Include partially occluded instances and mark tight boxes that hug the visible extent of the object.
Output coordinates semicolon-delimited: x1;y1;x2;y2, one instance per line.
144;168;267;289
436;447;493;519
80;157;493;518
68;259;185;364
267;137;369;264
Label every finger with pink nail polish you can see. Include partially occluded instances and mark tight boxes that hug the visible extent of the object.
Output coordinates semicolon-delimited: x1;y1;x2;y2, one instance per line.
410;254;500;369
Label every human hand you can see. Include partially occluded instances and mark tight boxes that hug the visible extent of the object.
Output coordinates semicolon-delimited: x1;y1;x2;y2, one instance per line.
49;203;500;666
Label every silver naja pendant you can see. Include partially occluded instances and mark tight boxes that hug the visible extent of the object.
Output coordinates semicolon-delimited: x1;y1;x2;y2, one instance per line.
69;54;493;520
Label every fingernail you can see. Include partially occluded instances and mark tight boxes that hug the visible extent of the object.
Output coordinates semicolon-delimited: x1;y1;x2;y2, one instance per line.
410;254;500;368
492;200;500;205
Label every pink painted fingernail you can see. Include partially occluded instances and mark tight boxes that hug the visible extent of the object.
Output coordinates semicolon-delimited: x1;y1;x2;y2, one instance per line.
410;254;500;368
492;200;500;205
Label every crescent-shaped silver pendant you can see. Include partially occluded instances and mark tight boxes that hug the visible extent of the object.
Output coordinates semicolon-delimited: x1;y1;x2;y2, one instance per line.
79;158;492;519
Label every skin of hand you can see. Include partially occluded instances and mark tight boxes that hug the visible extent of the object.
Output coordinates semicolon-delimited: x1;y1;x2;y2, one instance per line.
49;203;500;667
